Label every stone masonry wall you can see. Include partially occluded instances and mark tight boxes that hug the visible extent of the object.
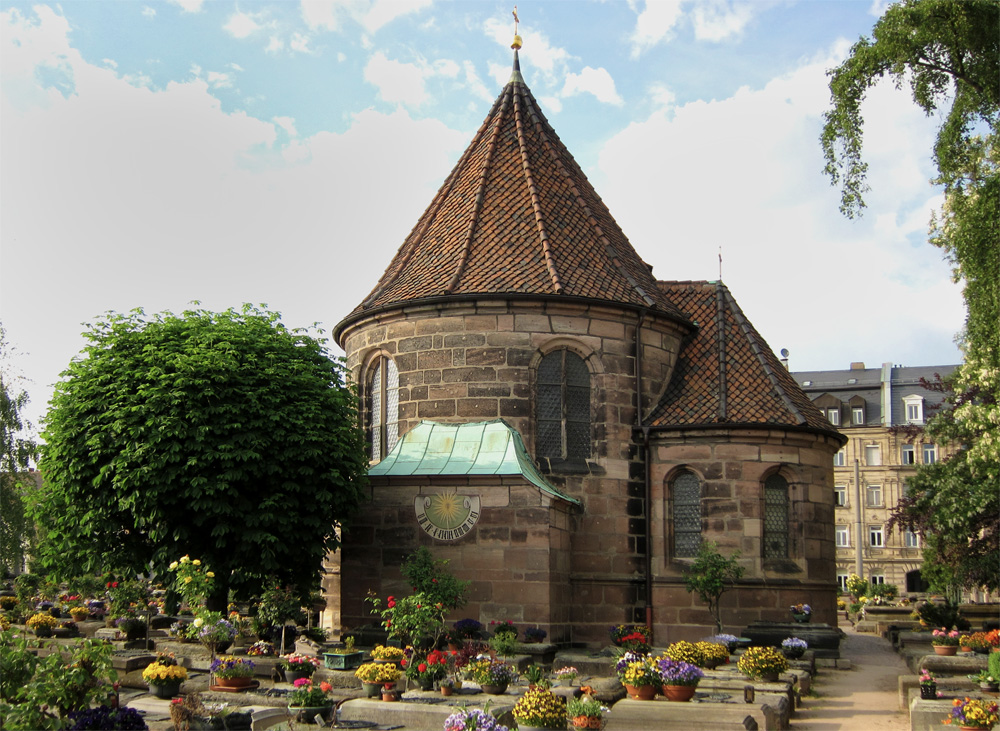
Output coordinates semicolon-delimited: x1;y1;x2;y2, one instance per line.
647;427;843;643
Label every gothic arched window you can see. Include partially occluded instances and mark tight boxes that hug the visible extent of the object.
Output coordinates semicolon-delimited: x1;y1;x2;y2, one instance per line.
368;356;399;462
536;350;590;460
763;474;789;559
672;471;701;558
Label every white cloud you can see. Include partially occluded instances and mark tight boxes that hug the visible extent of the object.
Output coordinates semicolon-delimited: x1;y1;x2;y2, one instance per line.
630;0;685;57
205;71;232;89
364;51;428;106
166;0;204;13
561;66;623;106
224;10;262;39
1;5;468;429
272;115;298;137
102;58;117;69
691;1;755;42
300;0;432;34
290;33;313;54
142;7;156;18
266;36;285;54
462;60;493;104
597;48;960;372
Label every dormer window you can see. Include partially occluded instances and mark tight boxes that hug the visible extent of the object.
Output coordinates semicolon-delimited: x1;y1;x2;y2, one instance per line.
903;395;924;424
827;408;840;425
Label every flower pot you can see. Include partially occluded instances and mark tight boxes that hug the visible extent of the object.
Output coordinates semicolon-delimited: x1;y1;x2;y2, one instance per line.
960;646;973;653
324;651;363;670
980;683;999;693
782;648;805;660
215;676;253;688
624;684;657;700
663;684;697;702
33;627;53;637
418;678;435;691
382;691;397;701
283;669;310;684
761;672;780;682
791;613;810;624
920;685;937;699
480;683;508;695
203;640;232;654
933;645;958;656
441;686;453;697
289;705;331;723
362;682;382;698
149;681;182;699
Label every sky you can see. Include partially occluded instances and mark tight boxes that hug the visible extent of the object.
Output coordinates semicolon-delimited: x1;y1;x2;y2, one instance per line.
1;0;966;434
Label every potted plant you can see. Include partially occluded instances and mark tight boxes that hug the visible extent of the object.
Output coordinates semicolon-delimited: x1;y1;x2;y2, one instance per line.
26;612;59;637
568;695;606;729
453;618;484;642
113;616;147;641
524;626;547;644
68;606;90;622
932;628;962;656
942;697;999;729
443;707;509;731
142;653;188;698
209;655;256;688
919;668;937;699
961;632;992;654
287;678;334;723
609;624;652;654
371;644;406;663
663;640;704;667
658;658;703;702
555;666;579;686
695;641;729;668
355;662;400;696
512;686;567;730
439;677;456;696
617;655;662;700
524;664;550;689
196;613;237;653
280;653;322;683
246;640;275;656
790;603;812;623
712;633;740;654
781;637;809;659
971;670;999;693
737;646;788;682
403;648;449;690
466;658;518;694
488;630;519;659
324;635;364;670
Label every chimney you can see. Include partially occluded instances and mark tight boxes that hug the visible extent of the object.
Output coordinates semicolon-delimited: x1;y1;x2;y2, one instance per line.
850;362;866;370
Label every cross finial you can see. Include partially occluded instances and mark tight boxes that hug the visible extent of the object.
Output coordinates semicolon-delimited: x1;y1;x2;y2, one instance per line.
513;6;519;33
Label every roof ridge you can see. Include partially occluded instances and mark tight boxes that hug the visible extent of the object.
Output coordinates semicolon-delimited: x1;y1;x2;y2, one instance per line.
445;86;511;294
514;85;563;293
718;284;808;426
716;284;727;421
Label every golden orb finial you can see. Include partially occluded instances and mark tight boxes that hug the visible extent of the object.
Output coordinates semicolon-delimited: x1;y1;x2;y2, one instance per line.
511;6;522;49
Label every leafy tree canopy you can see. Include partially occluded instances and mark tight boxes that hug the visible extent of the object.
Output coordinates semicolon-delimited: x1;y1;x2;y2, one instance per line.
683;541;744;633
821;0;999;217
31;305;369;606
1;324;39;575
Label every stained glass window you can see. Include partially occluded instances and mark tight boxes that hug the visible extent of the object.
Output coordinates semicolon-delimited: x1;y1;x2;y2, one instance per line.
763;474;789;559
536;350;590;460
369;356;399;461
673;471;701;558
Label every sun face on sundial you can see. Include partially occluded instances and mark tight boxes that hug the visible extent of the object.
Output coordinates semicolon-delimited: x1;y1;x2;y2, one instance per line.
415;490;481;541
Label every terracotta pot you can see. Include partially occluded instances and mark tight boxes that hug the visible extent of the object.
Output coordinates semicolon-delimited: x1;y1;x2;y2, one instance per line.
215;676;253;688
624;684;657;700
382;691;397;701
933;645;958;656
441;686;453;696
663;684;697;702
960;646;973;653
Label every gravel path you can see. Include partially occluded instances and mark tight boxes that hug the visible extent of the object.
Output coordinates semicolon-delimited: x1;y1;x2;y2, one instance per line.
793;623;911;731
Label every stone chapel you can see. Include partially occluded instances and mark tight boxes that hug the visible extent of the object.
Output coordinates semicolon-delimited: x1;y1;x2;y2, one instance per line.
323;45;846;646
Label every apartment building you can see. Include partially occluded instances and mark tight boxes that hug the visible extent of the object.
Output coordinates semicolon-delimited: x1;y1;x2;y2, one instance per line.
791;362;958;595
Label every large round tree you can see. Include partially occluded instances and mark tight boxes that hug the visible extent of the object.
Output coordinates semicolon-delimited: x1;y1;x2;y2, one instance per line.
32;305;369;606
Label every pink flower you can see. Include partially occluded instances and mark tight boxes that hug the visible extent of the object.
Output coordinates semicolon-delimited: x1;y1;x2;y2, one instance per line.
294;678;311;688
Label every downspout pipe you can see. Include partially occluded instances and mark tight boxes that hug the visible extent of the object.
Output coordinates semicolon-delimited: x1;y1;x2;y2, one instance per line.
634;311;653;639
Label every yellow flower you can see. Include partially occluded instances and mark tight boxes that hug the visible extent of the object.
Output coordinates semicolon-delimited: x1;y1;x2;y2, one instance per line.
181;556;190;563
185;576;193;584
193;559;201;566
207;571;215;578
169;561;179;570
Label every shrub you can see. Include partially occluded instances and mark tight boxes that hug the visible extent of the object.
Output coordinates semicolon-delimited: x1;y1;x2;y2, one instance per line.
737;646;788;679
512;686;567;729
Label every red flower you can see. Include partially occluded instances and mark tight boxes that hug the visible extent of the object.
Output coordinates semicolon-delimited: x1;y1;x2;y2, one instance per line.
418;663;427;673
387;600;395;608
431;578;438;583
112;582;119;588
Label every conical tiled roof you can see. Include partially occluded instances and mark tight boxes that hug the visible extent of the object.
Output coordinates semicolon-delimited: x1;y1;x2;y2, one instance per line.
336;52;688;338
648;280;843;439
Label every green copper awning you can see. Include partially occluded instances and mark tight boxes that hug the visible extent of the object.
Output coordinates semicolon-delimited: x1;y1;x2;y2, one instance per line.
368;419;579;505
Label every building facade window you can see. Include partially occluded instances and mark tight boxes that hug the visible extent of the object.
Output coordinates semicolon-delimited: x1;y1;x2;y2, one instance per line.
869;525;884;548
834;485;847;507
834;449;846;467
865;444;881;466
827;408;840;425
901;444;915;465
837;573;850;591
870;574;885;585
672;471;701;558
852;406;864;425
923;443;937;464
904;395;925;424
763;474;789;559
368;355;400;462
835;525;850;547
536;350;591;461
904;528;920;548
866;484;882;507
